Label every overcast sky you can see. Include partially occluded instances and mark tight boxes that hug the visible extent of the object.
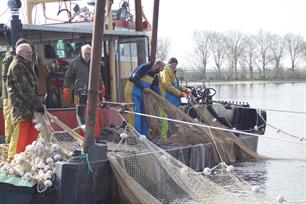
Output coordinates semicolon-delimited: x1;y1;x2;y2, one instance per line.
1;0;306;65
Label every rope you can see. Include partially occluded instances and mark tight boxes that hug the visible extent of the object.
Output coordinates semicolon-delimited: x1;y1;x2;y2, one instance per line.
81;153;94;173
124;110;306;145
207;127;224;163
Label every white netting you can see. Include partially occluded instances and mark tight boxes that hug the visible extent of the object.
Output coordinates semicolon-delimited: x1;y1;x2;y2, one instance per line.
0;112;83;193
108;125;272;204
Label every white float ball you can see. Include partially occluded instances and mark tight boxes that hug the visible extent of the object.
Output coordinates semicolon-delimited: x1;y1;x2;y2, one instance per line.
212;118;217;122
46;171;53;179
139;134;146;140
160;155;167;161
203;167;211;176
120;132;129;139
254;125;258;131
25;144;33;151
38;169;45;176
16;155;26;163
226;165;234;173
232;127;236;131
44;180;53;188
44;165;51;172
37;162;46;169
251;185;260;193
46;158;54;165
34;142;44;150
51;144;60;152
53;154;62;161
23;172;32;180
277;195;285;203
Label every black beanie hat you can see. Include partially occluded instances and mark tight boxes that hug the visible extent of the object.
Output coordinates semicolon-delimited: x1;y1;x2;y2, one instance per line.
168;57;178;64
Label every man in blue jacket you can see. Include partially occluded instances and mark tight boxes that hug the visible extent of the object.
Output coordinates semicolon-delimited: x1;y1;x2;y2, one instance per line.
124;60;164;136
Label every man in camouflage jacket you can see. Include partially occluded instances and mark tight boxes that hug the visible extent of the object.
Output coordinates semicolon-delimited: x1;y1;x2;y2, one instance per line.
1;38;29;144
6;43;44;160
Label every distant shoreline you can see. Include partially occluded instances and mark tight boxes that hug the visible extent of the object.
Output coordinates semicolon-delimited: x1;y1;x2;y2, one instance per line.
186;79;306;86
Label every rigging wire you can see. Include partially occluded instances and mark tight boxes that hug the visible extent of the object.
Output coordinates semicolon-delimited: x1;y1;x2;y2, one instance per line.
124;110;306;145
213;102;306;115
0;8;9;18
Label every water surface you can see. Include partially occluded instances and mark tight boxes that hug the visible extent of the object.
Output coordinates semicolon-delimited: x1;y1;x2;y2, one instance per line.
209;82;306;202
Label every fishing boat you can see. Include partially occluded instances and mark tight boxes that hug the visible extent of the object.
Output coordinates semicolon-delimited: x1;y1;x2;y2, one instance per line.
0;1;267;203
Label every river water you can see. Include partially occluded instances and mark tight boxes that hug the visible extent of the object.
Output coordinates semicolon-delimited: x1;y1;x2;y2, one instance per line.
206;81;306;203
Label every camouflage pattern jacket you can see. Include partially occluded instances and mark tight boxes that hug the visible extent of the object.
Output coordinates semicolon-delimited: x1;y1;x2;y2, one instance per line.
6;55;42;123
1;50;14;99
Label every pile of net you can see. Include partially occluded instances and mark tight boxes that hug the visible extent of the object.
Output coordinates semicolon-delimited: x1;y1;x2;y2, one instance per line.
0;144;8;163
0;112;83;192
142;90;264;164
108;123;272;204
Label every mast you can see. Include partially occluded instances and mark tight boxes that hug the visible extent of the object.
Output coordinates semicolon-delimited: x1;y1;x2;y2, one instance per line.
83;0;106;152
7;0;22;52
150;0;159;62
135;0;146;65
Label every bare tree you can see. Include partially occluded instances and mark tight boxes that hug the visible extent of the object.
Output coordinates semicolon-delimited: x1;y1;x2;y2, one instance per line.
191;30;212;80
270;34;285;71
254;30;273;79
239;34;258;79
284;33;305;70
210;32;228;75
157;37;171;61
225;31;246;79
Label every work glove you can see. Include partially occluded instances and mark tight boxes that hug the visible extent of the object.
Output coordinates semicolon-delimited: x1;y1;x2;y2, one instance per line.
99;84;105;100
143;88;150;94
36;104;46;114
179;92;186;98
63;87;71;102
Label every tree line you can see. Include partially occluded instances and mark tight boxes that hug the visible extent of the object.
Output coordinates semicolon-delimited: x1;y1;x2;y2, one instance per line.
157;30;306;81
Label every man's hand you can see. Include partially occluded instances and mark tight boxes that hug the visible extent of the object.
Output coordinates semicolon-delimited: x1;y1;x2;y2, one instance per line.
183;88;190;95
143;88;150;94
179;92;186;98
63;88;71;102
36;104;45;114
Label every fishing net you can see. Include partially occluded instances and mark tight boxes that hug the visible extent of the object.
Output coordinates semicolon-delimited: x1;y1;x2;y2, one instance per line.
108;124;272;204
0;112;83;192
143;90;264;164
0;144;8;163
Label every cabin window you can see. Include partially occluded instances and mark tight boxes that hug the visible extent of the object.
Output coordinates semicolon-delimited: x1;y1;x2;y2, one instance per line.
44;40;83;59
119;43;137;60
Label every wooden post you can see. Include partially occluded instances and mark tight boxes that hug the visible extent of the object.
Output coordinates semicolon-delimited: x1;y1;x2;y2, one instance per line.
84;0;106;153
135;0;146;65
150;0;159;62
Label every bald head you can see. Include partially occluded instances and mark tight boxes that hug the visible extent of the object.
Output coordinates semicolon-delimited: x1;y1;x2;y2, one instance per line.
16;43;33;62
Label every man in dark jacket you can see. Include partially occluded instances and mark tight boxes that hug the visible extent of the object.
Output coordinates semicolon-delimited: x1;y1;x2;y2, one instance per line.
6;43;44;161
63;44;105;139
1;38;29;144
